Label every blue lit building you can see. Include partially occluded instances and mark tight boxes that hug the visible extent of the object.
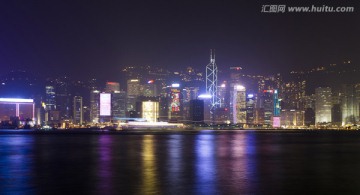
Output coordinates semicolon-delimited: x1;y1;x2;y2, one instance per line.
273;89;281;116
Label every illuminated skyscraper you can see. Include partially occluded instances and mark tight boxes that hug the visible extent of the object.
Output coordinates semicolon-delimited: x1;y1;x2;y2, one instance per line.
273;89;281;127
216;81;230;123
167;83;183;122
99;93;111;122
246;93;256;124
91;90;126;123
257;90;275;125
127;79;141;111
218;82;227;108
232;85;246;124
315;87;332;124
341;85;359;125
182;86;199;121
273;90;280;116
55;77;71;120
228;68;244;123
263;91;273;125
90;90;100;123
281;81;306;109
111;91;126;120
206;49;220;120
45;85;57;124
73;96;83;124
136;97;159;122
127;79;141;96
45;86;56;111
198;94;212;124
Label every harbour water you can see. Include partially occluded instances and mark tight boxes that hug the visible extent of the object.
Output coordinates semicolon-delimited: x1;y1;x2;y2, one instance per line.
1;129;360;194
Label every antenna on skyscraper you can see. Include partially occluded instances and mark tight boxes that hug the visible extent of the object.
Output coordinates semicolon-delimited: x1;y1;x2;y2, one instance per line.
213;49;215;61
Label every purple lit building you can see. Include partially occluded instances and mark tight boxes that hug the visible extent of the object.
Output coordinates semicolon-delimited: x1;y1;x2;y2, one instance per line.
0;98;35;123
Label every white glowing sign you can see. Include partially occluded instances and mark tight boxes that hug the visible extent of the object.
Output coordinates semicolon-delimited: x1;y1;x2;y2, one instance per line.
0;98;33;103
100;93;111;116
171;83;180;88
198;94;212;99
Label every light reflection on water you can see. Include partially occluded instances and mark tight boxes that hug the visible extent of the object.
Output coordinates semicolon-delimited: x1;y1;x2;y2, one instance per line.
0;135;35;195
195;133;217;194
215;132;258;194
97;135;114;194
1;131;360;194
140;135;159;195
166;134;183;192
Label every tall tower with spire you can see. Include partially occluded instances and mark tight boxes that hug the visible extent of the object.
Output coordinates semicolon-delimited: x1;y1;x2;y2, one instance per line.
206;49;220;121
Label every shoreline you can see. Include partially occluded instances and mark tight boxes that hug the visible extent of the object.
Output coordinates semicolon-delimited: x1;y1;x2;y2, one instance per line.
0;128;358;135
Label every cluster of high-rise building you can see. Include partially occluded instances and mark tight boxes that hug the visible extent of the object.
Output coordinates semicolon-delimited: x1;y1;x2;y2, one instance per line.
0;54;358;129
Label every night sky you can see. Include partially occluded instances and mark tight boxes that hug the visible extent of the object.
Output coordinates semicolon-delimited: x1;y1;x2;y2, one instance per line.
0;0;358;80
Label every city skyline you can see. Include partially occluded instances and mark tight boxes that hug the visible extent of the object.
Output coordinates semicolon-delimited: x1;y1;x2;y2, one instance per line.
1;2;360;194
2;58;359;128
0;1;359;129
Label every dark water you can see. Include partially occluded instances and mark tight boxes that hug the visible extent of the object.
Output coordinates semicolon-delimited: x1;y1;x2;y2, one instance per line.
1;130;360;194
